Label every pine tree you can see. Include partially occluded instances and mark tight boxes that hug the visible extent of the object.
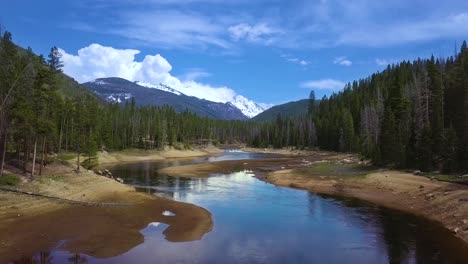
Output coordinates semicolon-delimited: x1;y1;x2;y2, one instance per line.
47;46;64;72
426;57;445;165
308;90;316;116
462;41;468;170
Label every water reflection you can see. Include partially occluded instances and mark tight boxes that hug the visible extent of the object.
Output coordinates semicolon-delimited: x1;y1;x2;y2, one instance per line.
12;252;87;264
15;152;468;263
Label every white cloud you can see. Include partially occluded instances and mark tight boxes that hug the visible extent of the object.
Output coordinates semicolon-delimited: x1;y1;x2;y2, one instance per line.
228;23;282;44
69;1;468;51
111;10;230;49
338;12;468;47
60;44;257;104
300;79;346;92
281;54;310;66
333;57;352;66
179;68;211;82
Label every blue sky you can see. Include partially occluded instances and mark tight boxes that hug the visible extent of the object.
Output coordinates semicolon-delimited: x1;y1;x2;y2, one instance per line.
3;0;468;106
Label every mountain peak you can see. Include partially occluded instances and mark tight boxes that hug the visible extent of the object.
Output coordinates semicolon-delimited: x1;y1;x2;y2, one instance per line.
135;80;268;118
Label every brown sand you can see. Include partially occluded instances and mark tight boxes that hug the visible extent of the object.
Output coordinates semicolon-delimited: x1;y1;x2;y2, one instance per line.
158;158;300;178
158;149;345;178
97;146;222;165
0;163;213;262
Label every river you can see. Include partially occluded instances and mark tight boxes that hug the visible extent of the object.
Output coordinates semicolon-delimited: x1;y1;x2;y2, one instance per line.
18;151;468;263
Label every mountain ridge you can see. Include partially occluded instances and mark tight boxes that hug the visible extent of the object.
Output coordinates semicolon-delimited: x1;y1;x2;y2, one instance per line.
83;77;249;120
136;81;268;118
251;99;310;122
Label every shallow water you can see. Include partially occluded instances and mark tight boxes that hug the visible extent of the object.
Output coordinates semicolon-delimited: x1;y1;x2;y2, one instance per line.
16;151;468;263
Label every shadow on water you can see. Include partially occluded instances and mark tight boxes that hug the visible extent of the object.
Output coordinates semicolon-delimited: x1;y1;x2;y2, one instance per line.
14;151;468;263
311;193;468;264
12;252;87;264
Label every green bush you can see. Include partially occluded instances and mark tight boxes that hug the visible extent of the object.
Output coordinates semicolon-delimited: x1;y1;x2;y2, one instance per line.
81;157;99;169
0;175;20;186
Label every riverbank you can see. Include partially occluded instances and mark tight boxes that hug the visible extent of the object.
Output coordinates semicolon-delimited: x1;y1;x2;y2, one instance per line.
92;145;222;165
158;149;468;244
0;154;214;262
266;166;468;243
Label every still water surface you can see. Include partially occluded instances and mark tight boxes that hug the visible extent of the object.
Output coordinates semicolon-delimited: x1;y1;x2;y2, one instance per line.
20;151;468;263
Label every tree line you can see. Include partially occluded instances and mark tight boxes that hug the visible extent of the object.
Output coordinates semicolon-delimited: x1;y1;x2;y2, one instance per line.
249;42;468;173
2;28;468;177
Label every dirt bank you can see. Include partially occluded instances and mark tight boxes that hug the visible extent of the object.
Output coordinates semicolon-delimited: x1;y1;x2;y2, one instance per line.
0;162;213;262
241;146;326;156
59;145;222;165
157;157;301;178
99;145;221;164
158;149;344;178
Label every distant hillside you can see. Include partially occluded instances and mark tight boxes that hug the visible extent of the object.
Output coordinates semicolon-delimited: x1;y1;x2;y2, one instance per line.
252;99;310;121
56;73;104;102
83;77;249;120
14;45;101;102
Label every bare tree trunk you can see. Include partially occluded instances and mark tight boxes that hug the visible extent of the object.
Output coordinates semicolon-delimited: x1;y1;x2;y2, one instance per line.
76;152;80;172
39;136;46;176
23;140;28;174
31;137;37;177
65;118;68;152
0;130;7;176
76;140;80;172
0;112;4;176
58;117;64;152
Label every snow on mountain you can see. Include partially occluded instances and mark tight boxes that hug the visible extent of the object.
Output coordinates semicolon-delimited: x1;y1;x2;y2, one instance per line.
136;81;182;96
136;81;269;118
229;95;268;118
91;79;108;85
105;93;132;103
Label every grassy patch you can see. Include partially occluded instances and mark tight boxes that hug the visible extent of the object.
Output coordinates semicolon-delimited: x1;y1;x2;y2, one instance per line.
231;165;244;172
0;175;20;186
295;162;376;179
58;153;76;161
38;174;66;183
423;173;468;185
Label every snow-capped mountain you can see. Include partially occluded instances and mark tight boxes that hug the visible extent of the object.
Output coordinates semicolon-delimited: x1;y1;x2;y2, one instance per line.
136;81;182;96
83;77;249;120
230;95;268;118
136;81;268;118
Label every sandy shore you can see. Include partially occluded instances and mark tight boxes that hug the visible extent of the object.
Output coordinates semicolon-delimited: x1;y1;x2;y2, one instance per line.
97;146;222;165
241;146;325;156
158;157;305;178
158;149;468;244
0;162;213;262
158;147;344;178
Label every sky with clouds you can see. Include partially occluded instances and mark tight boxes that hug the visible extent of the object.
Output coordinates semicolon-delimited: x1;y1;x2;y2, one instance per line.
3;0;468;105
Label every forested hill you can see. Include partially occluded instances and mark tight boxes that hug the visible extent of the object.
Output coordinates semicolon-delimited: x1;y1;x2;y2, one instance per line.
251;99;310;122
83;77;248;120
13;44;100;102
249;41;468;173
